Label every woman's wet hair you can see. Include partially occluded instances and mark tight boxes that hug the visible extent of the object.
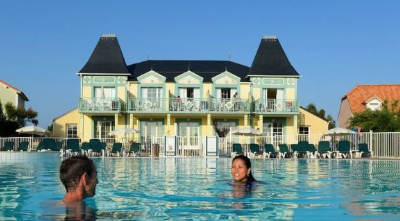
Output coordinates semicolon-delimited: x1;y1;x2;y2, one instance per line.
232;155;256;182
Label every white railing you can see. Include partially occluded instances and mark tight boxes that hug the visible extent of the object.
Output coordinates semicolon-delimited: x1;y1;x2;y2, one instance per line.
2;132;400;158
0;137;64;151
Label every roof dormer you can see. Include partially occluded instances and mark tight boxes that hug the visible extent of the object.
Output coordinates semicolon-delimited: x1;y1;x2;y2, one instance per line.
365;97;382;111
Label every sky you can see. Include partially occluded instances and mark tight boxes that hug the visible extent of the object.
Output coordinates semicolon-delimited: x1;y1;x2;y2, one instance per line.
1;1;399;128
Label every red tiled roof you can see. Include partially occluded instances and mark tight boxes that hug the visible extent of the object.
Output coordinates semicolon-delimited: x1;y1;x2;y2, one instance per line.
0;79;29;101
342;84;400;113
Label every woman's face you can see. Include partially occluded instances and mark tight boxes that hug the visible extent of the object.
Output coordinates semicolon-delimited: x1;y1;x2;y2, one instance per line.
231;158;251;182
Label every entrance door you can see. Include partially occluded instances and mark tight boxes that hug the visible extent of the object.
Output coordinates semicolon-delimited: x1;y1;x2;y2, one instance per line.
95;121;114;139
263;88;283;111
140;121;163;153
178;122;200;149
263;122;283;147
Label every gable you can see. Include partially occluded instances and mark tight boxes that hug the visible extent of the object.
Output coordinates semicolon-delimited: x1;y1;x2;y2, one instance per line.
212;71;240;85
174;71;203;84
137;70;166;85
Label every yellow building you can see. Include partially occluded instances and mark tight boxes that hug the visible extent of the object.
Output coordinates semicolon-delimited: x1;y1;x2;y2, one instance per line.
52;34;327;152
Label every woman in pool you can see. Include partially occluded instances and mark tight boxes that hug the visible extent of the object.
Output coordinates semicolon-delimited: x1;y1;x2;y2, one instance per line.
230;155;260;208
231;155;256;184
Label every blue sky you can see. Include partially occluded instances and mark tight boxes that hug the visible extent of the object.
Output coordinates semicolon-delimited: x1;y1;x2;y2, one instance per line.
1;1;399;128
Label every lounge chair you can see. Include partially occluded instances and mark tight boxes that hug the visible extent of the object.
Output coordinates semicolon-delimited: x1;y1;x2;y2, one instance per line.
89;139;105;157
264;144;278;158
231;143;243;158
66;139;81;157
38;138;57;151
54;141;63;151
18;141;29;151
107;143;123;157
278;144;291;158
129;142;141;157
81;142;90;156
37;141;46;151
1;141;14;151
297;141;309;158
317;141;332;158
358;143;372;158
338;140;352;158
290;144;299;158
306;144;318;158
248;143;263;158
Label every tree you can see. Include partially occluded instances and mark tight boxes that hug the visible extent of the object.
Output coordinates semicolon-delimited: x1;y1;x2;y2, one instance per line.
0;101;19;137
326;115;336;129
4;102;38;127
305;103;336;129
47;124;53;133
213;120;230;137
349;100;400;132
306;103;318;115
0;101;6;135
0;102;39;136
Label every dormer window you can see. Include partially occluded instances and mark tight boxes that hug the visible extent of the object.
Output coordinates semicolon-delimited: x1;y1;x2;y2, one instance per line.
366;98;382;111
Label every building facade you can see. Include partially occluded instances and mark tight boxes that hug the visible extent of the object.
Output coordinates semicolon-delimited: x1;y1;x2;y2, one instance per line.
0;79;28;111
338;84;400;128
53;34;328;147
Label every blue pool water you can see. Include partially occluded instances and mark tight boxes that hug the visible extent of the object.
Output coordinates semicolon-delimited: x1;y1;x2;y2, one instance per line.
1;153;400;220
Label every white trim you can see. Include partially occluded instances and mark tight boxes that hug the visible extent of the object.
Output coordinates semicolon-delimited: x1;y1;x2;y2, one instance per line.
247;75;301;78
77;73;130;76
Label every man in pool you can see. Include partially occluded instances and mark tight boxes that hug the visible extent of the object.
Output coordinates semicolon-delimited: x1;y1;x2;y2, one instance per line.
60;155;98;202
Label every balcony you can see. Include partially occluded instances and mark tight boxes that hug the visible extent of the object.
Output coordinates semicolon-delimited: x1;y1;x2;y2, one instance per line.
254;99;299;114
79;97;125;113
127;98;251;113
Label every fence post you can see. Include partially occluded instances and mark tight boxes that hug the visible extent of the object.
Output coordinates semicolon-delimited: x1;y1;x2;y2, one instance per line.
369;130;373;156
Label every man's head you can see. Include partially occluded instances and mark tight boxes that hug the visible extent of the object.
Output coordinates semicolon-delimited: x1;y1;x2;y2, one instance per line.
60;156;97;199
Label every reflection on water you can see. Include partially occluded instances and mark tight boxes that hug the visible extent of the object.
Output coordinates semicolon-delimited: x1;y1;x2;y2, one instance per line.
39;199;97;220
1;153;400;220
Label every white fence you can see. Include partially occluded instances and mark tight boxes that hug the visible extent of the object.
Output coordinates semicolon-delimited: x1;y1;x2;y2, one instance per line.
149;131;400;158
1;132;400;158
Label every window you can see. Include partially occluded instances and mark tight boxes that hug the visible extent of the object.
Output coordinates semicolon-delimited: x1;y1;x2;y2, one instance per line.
216;88;237;99
299;126;309;135
263;88;284;109
95;121;114;139
179;88;200;99
217;121;237;130
221;88;231;99
366;98;382;111
95;87;115;98
263;122;283;136
263;122;283;147
66;124;78;138
366;102;381;111
298;126;310;141
178;122;200;147
142;87;162;99
140;121;163;139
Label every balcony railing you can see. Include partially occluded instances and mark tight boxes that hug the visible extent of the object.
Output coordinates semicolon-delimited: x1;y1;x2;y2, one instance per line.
254;99;299;113
78;97;298;114
127;98;251;113
79;97;125;112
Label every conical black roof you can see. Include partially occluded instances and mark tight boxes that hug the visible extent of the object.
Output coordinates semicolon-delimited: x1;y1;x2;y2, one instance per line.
248;36;300;76
79;34;130;74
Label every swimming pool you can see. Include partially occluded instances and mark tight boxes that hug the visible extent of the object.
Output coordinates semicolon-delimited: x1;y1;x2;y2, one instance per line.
1;153;400;220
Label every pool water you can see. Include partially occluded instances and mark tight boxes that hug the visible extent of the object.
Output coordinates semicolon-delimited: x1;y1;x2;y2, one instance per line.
1;153;400;220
